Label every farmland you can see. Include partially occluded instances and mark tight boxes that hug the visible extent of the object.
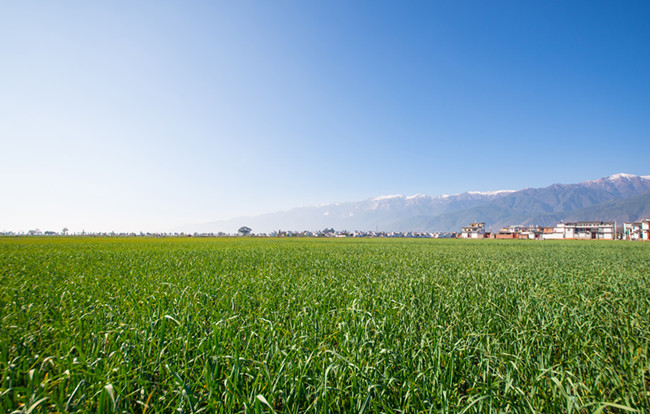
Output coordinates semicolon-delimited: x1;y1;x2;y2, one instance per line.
0;237;648;413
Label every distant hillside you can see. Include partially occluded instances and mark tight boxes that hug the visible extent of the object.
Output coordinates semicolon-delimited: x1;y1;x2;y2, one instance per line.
178;173;650;233
403;173;650;231
180;191;515;234
527;191;650;227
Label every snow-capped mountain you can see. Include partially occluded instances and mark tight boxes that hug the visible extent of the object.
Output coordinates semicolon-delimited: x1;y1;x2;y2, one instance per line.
180;174;650;233
180;190;516;233
582;173;650;198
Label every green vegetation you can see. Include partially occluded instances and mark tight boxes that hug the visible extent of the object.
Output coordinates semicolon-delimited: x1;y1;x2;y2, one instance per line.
0;237;648;413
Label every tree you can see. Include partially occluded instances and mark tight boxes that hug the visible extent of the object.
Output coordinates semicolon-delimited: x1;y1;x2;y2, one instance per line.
62;227;69;235
238;226;252;236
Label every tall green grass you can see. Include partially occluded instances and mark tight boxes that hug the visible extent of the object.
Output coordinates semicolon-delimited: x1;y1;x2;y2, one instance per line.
0;237;648;412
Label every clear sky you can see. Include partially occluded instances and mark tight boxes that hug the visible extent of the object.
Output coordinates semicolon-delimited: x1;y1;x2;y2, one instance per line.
1;1;649;233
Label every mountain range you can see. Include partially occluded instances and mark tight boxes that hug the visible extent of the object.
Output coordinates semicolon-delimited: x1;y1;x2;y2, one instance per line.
180;173;650;233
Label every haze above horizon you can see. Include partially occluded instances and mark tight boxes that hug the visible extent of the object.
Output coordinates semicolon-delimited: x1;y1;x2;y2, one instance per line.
2;1;649;233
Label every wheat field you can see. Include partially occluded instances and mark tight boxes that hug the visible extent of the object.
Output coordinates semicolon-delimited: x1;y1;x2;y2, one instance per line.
0;237;648;413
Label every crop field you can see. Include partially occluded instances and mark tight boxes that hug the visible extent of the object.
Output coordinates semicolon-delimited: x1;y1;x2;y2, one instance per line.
0;237;648;413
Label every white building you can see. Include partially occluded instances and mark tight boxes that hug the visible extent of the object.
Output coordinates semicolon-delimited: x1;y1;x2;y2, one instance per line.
541;224;567;240
542;221;615;240
461;222;486;239
624;219;650;240
495;225;541;239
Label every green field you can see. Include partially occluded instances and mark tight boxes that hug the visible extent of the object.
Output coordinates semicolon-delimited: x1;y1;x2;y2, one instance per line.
0;237;648;413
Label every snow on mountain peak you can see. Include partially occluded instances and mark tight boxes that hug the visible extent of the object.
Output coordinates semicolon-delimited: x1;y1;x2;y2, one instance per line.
585;173;647;184
607;173;637;180
372;194;403;201
371;194;431;202
371;190;515;202
466;190;516;196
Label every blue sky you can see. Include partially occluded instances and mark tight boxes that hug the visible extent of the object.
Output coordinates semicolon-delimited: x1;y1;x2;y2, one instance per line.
1;1;649;232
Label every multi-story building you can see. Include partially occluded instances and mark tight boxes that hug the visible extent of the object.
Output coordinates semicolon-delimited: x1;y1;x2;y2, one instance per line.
461;222;486;239
542;222;615;240
623;219;650;240
495;225;541;239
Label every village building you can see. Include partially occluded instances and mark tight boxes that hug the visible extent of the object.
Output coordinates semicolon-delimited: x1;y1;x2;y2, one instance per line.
541;224;566;240
461;222;486;239
542;221;615;240
495;228;517;239
623;219;650;240
624;222;643;240
541;227;555;234
495;225;541;239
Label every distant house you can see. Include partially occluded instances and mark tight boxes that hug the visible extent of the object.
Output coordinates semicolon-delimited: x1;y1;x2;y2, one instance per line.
542;222;615;240
496;225;540;239
624;219;650;240
461;222;486;239
624;222;642;240
541;224;566;240
495;230;516;239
